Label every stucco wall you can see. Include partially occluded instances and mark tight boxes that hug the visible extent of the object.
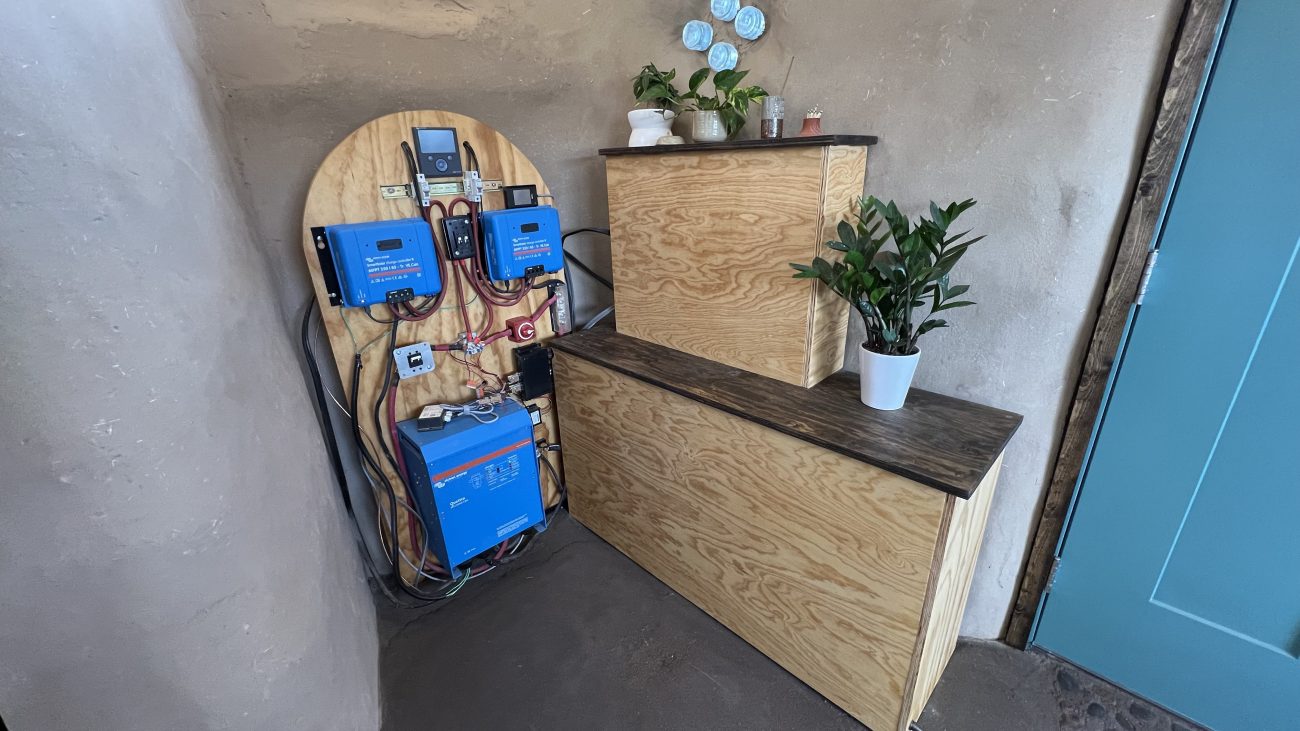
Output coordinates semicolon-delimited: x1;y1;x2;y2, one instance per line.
0;1;379;727
183;0;1179;638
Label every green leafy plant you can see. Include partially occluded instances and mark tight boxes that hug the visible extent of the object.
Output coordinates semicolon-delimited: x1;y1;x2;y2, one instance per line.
681;68;767;139
791;196;984;356
632;63;682;110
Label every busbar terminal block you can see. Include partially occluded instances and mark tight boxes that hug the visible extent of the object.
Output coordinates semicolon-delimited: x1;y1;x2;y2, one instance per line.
480;205;564;281
322;218;443;308
546;281;572;336
397;400;546;577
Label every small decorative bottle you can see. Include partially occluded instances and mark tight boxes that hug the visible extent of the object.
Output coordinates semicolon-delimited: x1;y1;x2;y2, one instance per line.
797;106;824;137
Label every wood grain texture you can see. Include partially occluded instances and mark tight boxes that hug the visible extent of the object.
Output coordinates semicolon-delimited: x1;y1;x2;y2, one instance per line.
599;134;878;156
1004;0;1228;648
301;111;563;579
553;352;948;731
804;145;868;386
907;455;1004;723
607;145;823;385
550;328;1021;498
606;143;870;387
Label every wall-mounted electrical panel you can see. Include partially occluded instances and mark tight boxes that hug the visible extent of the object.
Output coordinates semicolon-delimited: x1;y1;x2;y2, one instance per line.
397;400;544;576
323;218;443;308
480;205;563;281
412;127;463;178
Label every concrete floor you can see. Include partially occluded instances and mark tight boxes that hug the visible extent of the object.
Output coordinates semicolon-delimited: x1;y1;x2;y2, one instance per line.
379;515;1204;731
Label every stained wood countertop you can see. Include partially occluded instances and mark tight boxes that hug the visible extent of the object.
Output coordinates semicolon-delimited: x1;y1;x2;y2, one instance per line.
551;329;1021;499
598;134;879;157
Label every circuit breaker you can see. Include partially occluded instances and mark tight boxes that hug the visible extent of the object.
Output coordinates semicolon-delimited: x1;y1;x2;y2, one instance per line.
396;400;545;576
480;205;563;281
323;218;443;308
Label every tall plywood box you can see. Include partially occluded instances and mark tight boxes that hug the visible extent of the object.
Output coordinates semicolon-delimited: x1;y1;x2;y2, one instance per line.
600;135;877;388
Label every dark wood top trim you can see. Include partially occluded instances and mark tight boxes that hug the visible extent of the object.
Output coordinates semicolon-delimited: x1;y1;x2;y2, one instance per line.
551;329;1021;499
599;134;879;157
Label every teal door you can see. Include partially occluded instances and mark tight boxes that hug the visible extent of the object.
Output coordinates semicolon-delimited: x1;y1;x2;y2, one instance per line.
1032;2;1300;729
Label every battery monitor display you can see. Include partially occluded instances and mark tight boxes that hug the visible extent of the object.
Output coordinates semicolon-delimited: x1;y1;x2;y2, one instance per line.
412;126;463;178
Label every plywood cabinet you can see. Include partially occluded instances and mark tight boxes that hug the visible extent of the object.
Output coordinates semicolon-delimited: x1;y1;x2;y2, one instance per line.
551;329;1020;731
600;136;876;388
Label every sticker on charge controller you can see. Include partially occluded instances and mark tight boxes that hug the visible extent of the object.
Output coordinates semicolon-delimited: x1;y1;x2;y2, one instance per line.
509;233;552;260
365;254;422;283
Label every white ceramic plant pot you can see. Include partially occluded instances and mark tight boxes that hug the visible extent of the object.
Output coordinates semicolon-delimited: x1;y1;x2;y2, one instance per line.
858;344;920;410
627;109;676;147
692;110;727;142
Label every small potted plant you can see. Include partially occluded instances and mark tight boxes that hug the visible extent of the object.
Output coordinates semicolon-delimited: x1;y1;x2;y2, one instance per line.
791;196;984;410
681;67;767;142
629;63;681;146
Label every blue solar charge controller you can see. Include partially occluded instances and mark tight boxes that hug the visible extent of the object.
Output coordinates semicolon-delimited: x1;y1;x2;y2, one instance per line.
397;400;545;576
480;205;563;281
324;218;443;308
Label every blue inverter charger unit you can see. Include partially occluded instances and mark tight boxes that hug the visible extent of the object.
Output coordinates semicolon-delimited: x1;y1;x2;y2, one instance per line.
324;218;442;307
480;205;564;280
396;401;545;576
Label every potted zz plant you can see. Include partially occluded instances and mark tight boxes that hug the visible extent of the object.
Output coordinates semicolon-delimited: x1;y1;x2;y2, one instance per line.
791;196;984;410
681;67;767;142
629;63;681;146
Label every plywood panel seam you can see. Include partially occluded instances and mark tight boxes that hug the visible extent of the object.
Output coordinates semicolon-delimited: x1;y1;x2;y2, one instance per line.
900;495;957;730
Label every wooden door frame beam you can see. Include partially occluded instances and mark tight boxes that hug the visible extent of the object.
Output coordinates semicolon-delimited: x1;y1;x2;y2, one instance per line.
1004;0;1229;648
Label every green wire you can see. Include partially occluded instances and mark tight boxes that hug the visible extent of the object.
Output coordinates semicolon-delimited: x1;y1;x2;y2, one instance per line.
341;309;389;354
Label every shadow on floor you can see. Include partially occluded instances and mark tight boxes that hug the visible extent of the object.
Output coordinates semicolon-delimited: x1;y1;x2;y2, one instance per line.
379;515;1204;731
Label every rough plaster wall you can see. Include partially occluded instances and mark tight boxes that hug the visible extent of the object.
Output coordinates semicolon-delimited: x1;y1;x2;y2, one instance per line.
184;0;1179;638
0;1;379;728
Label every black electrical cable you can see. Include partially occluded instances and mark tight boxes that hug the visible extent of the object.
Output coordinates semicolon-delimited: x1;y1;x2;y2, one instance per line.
347;341;464;604
401;140;423;217
560;228;614;291
558;228;615;331
363;305;397;325
299;299;412;606
401;140;420;184
462;140;480;172
351;358;452;603
541;453;568;512
372;320;403;476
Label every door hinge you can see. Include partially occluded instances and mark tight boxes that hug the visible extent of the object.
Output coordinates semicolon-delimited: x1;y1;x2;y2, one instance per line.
1134;249;1159;305
1045;556;1063;593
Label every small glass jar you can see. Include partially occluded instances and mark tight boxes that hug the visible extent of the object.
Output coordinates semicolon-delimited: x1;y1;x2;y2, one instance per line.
693;110;727;143
761;96;785;139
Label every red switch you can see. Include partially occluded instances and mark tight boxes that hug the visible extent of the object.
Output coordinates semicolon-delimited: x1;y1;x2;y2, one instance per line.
507;317;537;343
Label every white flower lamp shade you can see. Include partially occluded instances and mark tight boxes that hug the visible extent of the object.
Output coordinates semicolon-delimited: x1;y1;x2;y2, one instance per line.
710;0;740;22
707;42;738;71
734;6;766;40
681;20;713;52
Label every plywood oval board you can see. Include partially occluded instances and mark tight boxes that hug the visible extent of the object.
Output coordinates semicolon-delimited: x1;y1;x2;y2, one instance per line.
301;110;563;579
